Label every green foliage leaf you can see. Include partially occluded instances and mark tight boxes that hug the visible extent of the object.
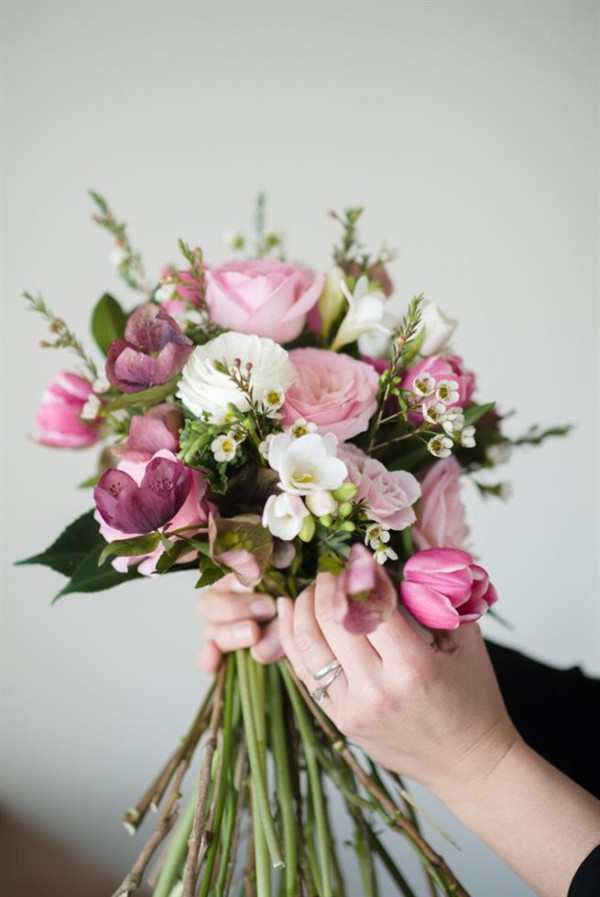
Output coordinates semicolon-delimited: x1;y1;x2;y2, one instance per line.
91;293;127;355
155;540;191;575
464;402;496;427
53;544;141;602
107;378;178;411
98;532;161;566
195;561;225;589
16;511;104;577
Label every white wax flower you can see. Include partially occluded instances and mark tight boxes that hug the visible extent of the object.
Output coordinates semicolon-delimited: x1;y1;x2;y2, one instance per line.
268;432;348;495
262;492;310;541
417;301;457;356
331;276;389;351
109;246;128;268
177;332;296;423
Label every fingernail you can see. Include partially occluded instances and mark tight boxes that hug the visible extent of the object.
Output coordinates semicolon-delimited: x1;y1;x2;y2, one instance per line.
233;622;255;644
250;597;276;618
277;597;290;620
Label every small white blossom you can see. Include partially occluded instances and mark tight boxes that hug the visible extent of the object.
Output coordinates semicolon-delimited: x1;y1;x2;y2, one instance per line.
441;406;465;435
486;442;512;465
155;282;176;302
460;426;476;448
428;434;453;459
423;400;447;425
109;246;128;268
290;418;317;439
374;544;398;565
435;379;459;405
259;433;275;458
211;432;238;463
80;394;101;420
365;523;391;548
413;372;436;398
92;376;110;394
331;276;389;351
263;386;285;417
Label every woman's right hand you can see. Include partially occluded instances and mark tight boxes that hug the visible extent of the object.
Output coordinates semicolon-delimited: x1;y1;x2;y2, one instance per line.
196;573;284;673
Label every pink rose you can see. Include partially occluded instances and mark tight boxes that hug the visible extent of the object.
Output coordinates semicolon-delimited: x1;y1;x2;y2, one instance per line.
282;348;379;441
413;457;470;550
339;443;421;530
332;543;397;634
400;548;497;630
94;450;210;575
35;371;101;448
205;259;324;343
403;355;475;415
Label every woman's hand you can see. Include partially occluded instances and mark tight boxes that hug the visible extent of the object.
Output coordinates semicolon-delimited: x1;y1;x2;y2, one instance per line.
276;572;518;796
196;574;284;672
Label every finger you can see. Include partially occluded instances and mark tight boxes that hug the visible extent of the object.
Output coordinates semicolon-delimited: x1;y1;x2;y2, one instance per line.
278;588;348;704
202;620;262;653
197;589;276;624
196;639;222;674
250;619;285;665
313;572;382;684
366;605;438;666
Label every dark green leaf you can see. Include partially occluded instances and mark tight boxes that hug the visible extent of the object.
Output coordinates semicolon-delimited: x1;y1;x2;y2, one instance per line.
52;544;141;602
91;293;127;355
155;540;190;574
195;564;224;589
16;511;104;577
107;378;178;411
464;402;496;427
98;532;161;566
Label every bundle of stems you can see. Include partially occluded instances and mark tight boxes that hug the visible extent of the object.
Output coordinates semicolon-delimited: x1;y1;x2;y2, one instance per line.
112;653;469;897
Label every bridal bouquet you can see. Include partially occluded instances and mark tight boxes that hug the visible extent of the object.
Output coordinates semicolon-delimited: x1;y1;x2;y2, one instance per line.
21;195;566;897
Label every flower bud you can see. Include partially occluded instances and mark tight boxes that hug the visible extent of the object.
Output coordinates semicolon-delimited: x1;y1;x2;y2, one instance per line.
298;515;316;542
331;482;358;502
305;490;338;517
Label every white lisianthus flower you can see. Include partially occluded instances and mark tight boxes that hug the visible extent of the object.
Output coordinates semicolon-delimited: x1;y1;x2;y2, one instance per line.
262;492;310;541
305;490;338;517
331;276;389;351
268;432;348;495
177;332;296;423
416;301;457;356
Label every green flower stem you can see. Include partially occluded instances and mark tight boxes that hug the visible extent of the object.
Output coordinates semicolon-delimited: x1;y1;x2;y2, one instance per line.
365;823;418;897
268;666;299;897
198;657;237;897
249;658;272;897
236;650;285;871
353;807;379;897
216;743;248;897
280;663;332;897
153;796;197;897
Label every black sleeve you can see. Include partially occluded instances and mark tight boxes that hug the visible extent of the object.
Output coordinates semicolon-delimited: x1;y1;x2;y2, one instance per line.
485;640;600;799
568;845;600;897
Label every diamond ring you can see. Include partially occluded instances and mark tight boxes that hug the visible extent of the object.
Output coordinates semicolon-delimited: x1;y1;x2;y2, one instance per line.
310;663;344;704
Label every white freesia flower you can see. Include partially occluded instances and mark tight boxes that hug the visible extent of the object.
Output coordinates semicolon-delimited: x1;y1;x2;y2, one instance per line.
262;492;310;541
268;432;348;495
416;301;457;356
177;332;296;423
305;490;338;517
331;276;389;351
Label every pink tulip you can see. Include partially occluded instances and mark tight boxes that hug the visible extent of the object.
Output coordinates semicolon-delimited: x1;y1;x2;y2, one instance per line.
106;304;193;393
332;543;397;634
400;548;497;630
35;371;101;448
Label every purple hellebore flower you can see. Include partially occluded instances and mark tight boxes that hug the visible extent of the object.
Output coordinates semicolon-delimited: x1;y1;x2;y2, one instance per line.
106;304;193;393
94;455;191;534
332;543;397;635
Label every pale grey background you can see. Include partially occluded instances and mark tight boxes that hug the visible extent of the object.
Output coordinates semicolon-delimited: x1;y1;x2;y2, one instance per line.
1;1;598;895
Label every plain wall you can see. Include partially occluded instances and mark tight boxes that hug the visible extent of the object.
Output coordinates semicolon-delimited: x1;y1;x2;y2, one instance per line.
1;1;598;895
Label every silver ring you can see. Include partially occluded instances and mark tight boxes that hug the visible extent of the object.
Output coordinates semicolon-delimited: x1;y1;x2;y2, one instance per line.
310;664;344;704
312;658;341;681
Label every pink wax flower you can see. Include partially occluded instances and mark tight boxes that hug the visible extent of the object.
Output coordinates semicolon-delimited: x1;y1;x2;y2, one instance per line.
339;443;420;530
282;348;379;442
403;355;475;413
114;404;183;461
35;371;101;448
106;303;193;393
400;548;497;630
94;450;210;575
332;543;397;634
205;259;324;344
413;457;470;551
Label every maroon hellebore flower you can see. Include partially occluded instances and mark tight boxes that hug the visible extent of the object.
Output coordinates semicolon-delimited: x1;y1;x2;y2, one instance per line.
94;455;191;534
106;303;193;393
332;543;397;634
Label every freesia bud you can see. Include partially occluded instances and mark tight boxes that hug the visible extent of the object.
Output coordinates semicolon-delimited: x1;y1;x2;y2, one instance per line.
305;490;338;516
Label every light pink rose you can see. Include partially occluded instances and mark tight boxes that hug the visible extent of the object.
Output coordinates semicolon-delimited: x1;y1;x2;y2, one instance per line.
94;449;210;576
332;543;397;634
282;348;379;442
35;371;101;448
403;354;475;416
413;457;470;550
205;259;324;343
338;443;421;530
400;548;497;630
